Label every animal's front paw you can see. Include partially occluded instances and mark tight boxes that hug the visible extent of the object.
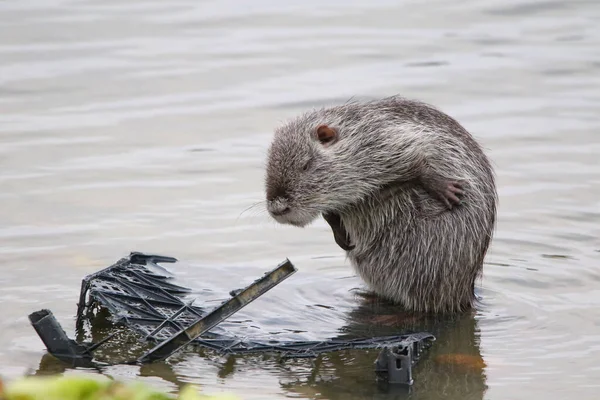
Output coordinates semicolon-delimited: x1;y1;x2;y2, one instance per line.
440;181;464;209
323;212;355;251
334;233;355;251
421;176;465;210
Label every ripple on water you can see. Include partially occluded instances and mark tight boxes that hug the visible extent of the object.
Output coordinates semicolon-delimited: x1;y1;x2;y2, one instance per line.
0;0;599;399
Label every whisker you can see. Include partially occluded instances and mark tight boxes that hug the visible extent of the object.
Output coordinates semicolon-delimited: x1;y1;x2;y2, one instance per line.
236;201;266;223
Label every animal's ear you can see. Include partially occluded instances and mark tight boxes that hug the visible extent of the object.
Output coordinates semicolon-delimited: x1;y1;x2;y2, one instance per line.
316;125;338;146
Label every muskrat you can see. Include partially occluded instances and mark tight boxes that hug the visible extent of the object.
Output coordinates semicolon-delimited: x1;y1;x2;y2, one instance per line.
264;96;497;313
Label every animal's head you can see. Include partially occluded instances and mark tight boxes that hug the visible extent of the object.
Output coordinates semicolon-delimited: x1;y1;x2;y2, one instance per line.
264;108;385;227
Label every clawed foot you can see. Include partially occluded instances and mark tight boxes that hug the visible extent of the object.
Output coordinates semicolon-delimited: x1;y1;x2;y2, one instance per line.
323;212;355;251
439;181;464;209
419;172;466;210
423;179;465;210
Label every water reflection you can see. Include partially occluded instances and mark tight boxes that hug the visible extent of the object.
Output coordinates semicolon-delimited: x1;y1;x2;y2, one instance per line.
33;294;486;399
279;294;487;400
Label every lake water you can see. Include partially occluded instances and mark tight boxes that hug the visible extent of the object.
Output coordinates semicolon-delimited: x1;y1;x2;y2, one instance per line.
0;0;599;399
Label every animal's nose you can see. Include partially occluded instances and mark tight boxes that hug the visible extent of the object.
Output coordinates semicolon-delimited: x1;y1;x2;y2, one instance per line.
270;205;291;216
267;187;291;216
266;185;288;202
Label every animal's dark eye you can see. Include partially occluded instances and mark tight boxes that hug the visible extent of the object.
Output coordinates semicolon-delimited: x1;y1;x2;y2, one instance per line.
302;160;312;171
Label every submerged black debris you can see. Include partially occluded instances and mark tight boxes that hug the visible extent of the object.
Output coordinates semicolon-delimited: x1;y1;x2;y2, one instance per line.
29;252;435;385
29;309;94;368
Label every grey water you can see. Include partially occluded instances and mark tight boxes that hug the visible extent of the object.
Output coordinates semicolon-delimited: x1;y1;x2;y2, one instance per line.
0;0;599;399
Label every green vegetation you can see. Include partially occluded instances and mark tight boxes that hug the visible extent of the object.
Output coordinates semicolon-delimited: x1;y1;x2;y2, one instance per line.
0;374;238;400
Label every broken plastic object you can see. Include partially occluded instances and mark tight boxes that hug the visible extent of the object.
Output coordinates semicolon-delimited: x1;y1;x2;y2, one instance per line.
137;258;297;363
29;309;94;368
374;338;430;385
29;252;434;385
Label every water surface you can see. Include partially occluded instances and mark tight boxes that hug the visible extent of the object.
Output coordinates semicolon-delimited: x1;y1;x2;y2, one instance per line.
1;1;599;399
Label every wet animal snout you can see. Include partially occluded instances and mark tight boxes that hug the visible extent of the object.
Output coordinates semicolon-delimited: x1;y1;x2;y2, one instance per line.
266;185;288;202
266;184;294;218
266;184;292;216
268;198;291;216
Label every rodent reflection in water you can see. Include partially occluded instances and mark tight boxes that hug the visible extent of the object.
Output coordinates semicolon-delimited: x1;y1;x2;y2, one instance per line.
278;293;487;400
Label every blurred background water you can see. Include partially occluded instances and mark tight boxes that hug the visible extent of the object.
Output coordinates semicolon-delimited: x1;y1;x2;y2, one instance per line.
0;0;599;399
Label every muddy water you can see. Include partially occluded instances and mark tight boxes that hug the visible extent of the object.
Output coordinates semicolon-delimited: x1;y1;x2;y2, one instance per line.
1;0;599;399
